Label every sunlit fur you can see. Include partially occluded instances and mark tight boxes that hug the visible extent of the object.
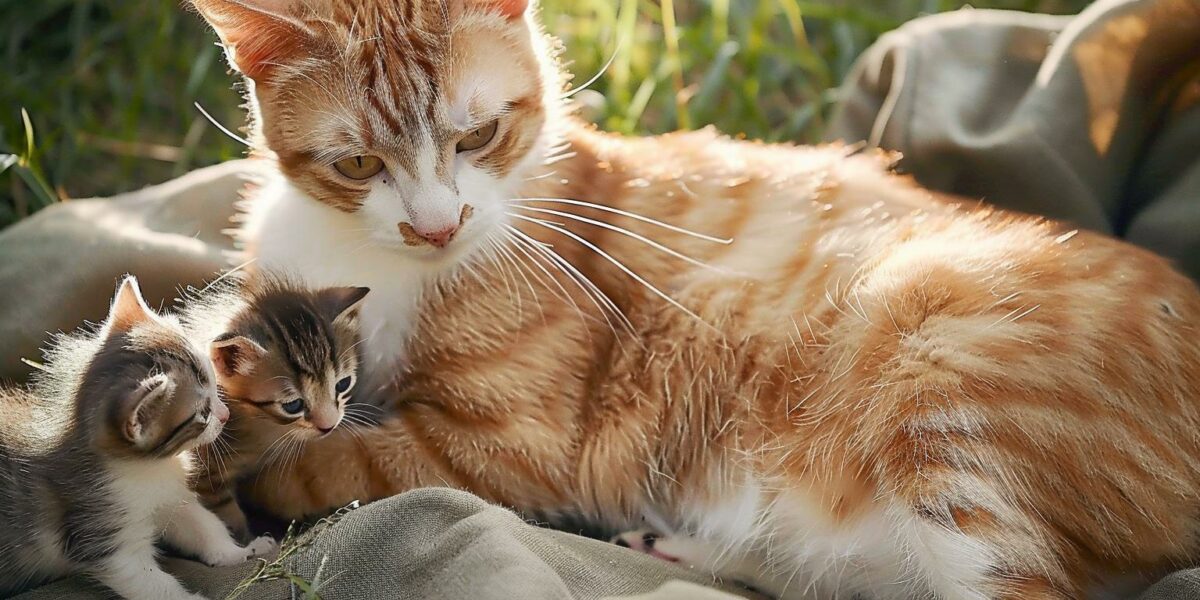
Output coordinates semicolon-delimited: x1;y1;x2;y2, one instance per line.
0;277;272;600
194;1;1200;598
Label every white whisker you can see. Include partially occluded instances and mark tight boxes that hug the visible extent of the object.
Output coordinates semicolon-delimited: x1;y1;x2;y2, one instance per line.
511;197;732;244
506;224;633;335
194;102;252;148
511;214;710;329
562;38;623;99
511;205;723;272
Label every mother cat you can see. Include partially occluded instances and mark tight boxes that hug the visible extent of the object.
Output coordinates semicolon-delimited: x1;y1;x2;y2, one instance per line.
192;1;1200;598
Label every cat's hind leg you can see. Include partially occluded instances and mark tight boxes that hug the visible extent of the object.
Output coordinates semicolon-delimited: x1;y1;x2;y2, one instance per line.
611;529;774;594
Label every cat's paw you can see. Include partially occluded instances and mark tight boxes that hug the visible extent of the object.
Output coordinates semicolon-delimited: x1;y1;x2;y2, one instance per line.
202;536;275;567
244;535;277;559
611;529;680;563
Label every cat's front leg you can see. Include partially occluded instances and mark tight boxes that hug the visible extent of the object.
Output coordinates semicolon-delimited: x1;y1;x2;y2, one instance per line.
200;488;252;543
94;547;207;600
161;498;276;567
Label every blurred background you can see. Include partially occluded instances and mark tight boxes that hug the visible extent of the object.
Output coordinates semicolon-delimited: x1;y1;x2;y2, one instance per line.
1;0;1091;229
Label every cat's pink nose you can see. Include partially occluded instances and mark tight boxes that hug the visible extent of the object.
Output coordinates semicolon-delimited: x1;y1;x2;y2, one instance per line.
416;225;458;248
397;205;473;248
398;221;458;248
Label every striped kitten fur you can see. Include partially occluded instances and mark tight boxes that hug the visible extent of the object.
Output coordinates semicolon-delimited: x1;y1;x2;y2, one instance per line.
192;1;1200;598
0;277;273;600
183;275;368;539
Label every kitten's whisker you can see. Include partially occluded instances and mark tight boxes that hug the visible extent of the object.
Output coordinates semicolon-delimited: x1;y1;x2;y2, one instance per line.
511;205;724;272
511;214;710;330
197;258;259;295
338;337;369;363
510;197;732;245
275;431;306;487
345;402;385;416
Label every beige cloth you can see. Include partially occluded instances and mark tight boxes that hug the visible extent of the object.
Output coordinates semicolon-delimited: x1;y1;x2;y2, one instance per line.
827;0;1200;280
11;488;750;600
0;160;257;383
2;0;1199;597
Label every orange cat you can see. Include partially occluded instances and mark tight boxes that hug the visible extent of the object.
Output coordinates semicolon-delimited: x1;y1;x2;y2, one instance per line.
192;1;1200;598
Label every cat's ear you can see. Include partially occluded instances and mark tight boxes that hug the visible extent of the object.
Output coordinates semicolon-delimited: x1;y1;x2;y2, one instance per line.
454;0;529;21
211;333;267;378
190;0;314;81
318;287;371;324
123;374;174;444
106;276;156;334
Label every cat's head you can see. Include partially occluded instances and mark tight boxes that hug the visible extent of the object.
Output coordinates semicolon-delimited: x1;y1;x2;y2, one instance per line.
193;0;557;264
210;282;368;439
83;276;229;458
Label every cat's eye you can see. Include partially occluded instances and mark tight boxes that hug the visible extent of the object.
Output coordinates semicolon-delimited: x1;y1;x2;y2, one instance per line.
456;121;499;153
335;377;354;395
281;398;305;415
334;155;384;180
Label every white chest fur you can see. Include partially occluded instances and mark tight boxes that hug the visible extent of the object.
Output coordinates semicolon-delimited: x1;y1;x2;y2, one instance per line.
240;174;440;380
105;456;194;542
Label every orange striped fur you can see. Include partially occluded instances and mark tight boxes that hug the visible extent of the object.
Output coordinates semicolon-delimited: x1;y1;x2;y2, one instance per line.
192;1;1200;598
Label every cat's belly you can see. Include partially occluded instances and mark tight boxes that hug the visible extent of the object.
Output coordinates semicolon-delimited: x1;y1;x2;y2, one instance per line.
666;479;988;600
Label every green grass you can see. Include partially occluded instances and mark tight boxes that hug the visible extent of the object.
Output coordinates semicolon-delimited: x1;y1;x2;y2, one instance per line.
0;0;1091;228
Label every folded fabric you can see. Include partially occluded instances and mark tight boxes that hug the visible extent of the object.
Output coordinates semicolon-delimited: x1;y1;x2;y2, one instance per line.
1;0;1198;597
827;0;1200;281
9;488;753;600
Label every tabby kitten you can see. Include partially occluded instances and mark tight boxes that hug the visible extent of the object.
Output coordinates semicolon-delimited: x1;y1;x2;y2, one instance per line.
184;276;368;539
193;1;1200;599
0;277;274;600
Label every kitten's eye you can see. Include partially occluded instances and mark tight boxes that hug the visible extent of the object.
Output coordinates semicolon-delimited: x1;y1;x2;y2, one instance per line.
281;398;305;415
334;155;384;180
456;121;498;153
335;377;354;395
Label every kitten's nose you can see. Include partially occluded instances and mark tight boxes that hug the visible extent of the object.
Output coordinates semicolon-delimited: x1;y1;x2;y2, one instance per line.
317;425;335;435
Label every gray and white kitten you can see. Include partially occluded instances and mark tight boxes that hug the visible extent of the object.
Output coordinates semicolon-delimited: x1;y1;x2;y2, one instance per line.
0;276;275;600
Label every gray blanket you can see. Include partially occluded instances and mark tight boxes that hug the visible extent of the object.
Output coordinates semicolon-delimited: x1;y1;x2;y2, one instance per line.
1;0;1198;597
12;489;749;600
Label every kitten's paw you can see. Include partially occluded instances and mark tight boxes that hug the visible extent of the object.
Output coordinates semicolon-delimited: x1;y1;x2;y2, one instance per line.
611;529;679;563
244;535;277;559
202;536;275;567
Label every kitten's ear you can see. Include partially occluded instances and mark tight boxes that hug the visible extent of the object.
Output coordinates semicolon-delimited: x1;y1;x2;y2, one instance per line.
190;0;314;81
211;333;267;378
318;287;371;323
107;276;156;334
454;0;529;21
123;374;174;444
